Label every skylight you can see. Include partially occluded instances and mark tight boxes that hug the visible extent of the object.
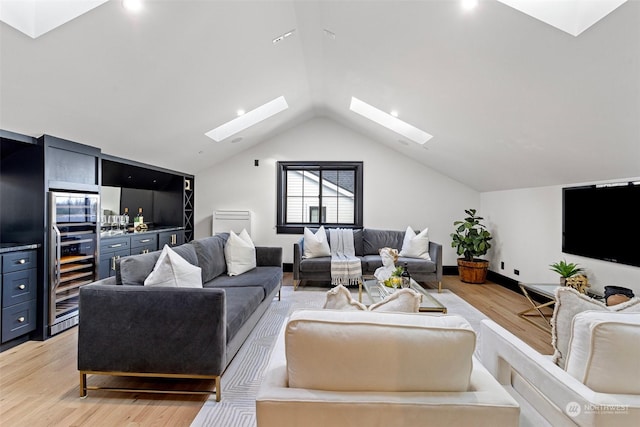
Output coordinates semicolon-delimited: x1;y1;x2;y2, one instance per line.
496;0;628;37
349;97;433;145
205;96;289;142
0;0;108;39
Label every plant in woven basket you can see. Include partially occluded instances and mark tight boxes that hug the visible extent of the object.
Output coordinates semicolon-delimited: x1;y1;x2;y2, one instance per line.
450;209;493;284
450;208;493;262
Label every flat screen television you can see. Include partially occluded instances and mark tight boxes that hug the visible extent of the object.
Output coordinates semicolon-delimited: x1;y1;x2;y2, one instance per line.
563;182;640;268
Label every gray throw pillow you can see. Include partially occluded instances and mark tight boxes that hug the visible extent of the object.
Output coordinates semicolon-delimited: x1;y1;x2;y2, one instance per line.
192;235;229;283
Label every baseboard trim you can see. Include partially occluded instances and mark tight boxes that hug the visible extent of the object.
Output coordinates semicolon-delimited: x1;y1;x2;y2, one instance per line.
444;266;521;294
282;263;293;272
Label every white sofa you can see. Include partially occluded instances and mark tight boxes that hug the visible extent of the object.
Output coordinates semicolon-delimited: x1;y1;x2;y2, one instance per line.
256;309;520;427
481;313;640;427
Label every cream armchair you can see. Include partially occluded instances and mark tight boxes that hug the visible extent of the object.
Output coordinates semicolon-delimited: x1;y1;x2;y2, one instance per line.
256;309;519;427
480;315;640;427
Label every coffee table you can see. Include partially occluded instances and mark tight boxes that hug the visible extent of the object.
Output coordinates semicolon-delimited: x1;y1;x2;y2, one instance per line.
360;278;447;313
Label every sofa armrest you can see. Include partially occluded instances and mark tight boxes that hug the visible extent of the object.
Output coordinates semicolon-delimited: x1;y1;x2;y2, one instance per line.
429;241;443;282
293;239;303;280
480;319;640;426
87;276;118;286
78;284;227;375
256;246;282;267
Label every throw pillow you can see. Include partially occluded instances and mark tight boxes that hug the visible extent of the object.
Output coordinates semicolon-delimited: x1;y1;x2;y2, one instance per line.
551;286;640;368
565;311;640;394
303;226;331;258
399;226;431;260
224;229;257;276
143;244;203;288
323;285;420;313
369;288;422;312
323;284;367;310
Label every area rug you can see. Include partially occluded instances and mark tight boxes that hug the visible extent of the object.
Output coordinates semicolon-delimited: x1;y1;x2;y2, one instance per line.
190;286;488;427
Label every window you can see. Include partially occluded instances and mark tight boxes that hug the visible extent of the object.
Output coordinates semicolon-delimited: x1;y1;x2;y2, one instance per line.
277;161;363;234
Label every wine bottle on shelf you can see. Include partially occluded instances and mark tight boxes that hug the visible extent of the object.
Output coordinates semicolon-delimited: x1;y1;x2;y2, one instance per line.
134;207;143;229
401;262;411;288
122;207;130;231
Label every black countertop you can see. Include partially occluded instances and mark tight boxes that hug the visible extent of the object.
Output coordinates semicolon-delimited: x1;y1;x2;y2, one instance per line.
0;243;40;254
100;225;184;239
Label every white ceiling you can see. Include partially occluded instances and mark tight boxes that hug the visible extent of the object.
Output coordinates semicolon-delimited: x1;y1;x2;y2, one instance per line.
1;0;638;192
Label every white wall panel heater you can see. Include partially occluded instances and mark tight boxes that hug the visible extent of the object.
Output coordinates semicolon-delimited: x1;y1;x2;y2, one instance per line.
212;210;251;236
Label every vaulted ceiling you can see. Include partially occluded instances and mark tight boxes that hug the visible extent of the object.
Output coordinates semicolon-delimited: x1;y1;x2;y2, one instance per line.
1;0;638;192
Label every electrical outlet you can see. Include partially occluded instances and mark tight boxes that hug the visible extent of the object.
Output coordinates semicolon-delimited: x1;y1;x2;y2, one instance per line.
514;269;520;276
500;261;505;270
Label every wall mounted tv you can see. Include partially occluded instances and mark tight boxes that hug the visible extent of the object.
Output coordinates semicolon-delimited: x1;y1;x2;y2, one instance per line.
563;181;640;268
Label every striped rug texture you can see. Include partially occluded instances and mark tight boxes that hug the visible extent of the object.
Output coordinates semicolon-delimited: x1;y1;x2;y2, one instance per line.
190;285;488;427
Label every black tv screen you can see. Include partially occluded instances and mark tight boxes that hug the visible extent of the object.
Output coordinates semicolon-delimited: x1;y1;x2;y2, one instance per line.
563;182;640;268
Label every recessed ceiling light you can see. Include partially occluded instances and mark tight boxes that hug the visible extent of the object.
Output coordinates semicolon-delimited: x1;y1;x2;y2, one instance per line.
350;97;433;145
390;110;399;117
122;0;143;13
273;29;296;44
461;0;479;11
323;29;336;39
237;109;245;116
205;96;289;142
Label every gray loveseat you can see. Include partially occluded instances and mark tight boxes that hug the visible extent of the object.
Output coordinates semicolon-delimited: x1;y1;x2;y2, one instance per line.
77;233;282;401
293;228;443;292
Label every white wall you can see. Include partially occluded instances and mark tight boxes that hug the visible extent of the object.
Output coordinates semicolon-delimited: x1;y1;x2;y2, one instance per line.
194;117;640;296
481;180;640;295
195;117;478;264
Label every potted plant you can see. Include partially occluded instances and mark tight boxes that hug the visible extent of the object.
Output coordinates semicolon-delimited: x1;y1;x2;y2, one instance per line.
451;208;493;284
549;259;584;285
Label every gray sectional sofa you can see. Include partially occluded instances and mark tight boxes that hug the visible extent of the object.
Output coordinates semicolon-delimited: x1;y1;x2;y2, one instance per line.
293;228;443;292
77;233;282;401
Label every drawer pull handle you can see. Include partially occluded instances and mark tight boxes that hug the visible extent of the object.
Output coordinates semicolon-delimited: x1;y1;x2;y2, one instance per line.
18;259;27;264
140;239;151;243
18;284;26;290
109;244;122;248
18;317;25;323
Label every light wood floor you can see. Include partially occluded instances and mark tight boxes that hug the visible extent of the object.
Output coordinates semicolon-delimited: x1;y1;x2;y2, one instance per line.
0;274;553;427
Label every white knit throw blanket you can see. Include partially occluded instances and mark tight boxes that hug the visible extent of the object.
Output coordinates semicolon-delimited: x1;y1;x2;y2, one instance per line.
329;228;362;286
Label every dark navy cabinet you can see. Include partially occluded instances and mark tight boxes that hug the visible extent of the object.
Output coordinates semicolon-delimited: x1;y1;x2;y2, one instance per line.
1;249;38;344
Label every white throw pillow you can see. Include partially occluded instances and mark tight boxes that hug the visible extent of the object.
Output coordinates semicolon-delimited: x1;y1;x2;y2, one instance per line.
369;288;421;313
323;285;420;313
303;226;331;258
399;226;431;260
323;285;367;311
551;286;640;368
565;311;640;394
224;229;257;276
144;244;203;288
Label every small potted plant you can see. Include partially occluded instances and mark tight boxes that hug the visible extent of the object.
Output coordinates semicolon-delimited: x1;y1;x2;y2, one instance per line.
549;259;584;285
450;208;493;284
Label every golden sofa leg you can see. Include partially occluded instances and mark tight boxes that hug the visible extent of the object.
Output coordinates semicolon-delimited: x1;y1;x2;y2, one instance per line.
215;376;221;402
293;279;300;290
79;372;87;397
438;281;442;293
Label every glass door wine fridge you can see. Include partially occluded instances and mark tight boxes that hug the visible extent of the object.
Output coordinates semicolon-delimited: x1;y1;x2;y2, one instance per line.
49;191;99;335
